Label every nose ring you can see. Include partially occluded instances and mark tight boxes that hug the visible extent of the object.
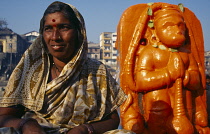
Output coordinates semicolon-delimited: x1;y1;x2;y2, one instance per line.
58;36;61;39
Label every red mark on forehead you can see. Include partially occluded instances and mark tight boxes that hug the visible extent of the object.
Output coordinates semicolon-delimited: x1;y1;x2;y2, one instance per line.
52;19;56;27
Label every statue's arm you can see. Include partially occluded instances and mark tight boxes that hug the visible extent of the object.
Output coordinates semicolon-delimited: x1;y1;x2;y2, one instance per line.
134;51;170;92
184;54;202;91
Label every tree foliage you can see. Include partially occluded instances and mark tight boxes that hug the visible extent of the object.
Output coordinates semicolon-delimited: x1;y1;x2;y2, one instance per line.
0;18;8;29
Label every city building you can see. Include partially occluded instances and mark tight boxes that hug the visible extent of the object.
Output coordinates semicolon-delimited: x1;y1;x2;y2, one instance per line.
0;28;30;80
23;31;39;43
100;32;118;76
87;42;100;60
205;51;210;75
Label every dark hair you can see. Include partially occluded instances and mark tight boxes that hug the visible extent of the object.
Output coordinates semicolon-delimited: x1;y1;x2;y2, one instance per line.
39;1;80;34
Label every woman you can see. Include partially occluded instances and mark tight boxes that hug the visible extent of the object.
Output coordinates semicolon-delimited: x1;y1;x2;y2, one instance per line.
0;1;129;134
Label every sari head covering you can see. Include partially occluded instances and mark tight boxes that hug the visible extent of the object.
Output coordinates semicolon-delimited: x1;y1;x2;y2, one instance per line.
0;1;126;132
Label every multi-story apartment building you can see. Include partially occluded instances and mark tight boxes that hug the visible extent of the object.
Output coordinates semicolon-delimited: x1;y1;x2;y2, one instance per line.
100;32;118;76
87;42;100;60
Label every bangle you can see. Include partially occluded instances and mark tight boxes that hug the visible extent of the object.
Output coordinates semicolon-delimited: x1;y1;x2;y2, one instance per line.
82;123;95;134
18;118;37;133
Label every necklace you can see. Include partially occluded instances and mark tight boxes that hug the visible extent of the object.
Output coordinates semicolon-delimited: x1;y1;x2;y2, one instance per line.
53;63;62;72
52;63;61;77
152;42;178;52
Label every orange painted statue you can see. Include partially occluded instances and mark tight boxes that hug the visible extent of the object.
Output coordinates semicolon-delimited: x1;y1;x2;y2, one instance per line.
116;2;210;134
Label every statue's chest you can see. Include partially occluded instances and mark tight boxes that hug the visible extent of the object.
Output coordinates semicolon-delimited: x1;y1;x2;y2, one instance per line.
154;50;190;69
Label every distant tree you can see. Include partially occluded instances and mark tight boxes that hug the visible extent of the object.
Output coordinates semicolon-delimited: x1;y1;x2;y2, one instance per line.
0;18;8;29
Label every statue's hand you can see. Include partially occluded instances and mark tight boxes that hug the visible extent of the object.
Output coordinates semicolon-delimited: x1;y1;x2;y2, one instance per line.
167;53;185;82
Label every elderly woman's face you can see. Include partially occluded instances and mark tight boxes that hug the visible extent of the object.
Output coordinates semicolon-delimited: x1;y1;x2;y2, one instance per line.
43;12;78;61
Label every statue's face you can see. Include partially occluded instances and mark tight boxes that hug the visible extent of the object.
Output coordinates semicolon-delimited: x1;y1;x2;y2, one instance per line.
154;11;186;48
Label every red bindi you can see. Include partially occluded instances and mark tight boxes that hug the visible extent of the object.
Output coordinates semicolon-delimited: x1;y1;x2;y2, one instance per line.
53;24;57;27
52;19;56;22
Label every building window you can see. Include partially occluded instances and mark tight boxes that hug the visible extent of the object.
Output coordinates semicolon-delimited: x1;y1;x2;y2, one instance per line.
104;53;110;57
104;40;110;44
104;46;110;50
0;41;3;52
104;34;111;38
207;61;210;66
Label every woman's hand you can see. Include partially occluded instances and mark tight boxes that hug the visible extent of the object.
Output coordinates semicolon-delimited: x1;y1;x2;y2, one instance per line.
0;106;45;134
68;110;120;134
21;119;46;134
67;125;89;134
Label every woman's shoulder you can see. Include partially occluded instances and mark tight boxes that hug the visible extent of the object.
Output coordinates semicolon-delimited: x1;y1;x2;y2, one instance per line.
86;58;107;72
87;58;105;67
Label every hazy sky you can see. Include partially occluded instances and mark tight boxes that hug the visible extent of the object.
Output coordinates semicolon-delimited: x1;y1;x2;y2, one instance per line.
1;0;210;50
